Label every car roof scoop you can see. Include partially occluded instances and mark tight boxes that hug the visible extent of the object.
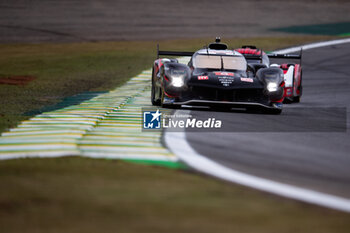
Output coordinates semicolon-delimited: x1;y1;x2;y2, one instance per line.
208;37;228;50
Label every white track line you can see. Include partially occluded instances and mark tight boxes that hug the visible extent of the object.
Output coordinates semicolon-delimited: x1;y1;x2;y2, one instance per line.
274;37;350;54
164;38;350;213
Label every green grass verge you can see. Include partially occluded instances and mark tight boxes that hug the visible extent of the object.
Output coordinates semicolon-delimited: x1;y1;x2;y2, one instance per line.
0;35;336;133
0;157;349;233
123;159;188;169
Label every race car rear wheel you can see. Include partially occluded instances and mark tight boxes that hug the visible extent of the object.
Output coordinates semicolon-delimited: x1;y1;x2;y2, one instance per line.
292;70;302;103
293;96;301;103
294;73;302;103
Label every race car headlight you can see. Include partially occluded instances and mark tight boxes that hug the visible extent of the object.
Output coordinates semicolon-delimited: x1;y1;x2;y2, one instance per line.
170;74;185;87
267;82;278;92
164;63;190;89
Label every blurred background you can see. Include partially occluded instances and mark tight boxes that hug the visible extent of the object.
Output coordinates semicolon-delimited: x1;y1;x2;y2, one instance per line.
1;1;350;233
0;0;349;42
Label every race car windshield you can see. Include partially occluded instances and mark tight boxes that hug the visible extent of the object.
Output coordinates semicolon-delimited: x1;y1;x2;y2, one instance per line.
193;54;247;71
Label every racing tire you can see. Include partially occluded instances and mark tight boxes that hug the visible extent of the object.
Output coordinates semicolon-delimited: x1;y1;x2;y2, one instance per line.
293;96;301;103
292;71;302;103
294;74;302;103
283;97;293;104
151;68;161;106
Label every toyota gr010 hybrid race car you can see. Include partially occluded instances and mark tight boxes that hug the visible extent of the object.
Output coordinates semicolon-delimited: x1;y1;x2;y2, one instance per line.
151;38;302;114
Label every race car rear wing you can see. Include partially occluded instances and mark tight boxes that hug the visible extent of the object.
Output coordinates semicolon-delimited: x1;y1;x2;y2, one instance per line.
242;50;302;59
268;53;301;59
157;45;194;59
269;50;303;65
157;44;302;63
241;52;302;60
157;50;194;58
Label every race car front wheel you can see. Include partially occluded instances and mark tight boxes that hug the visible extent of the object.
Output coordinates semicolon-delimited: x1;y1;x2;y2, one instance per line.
160;88;180;109
151;68;161;106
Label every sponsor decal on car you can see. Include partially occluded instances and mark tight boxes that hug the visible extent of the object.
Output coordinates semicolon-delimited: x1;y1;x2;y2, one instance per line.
240;77;254;83
198;76;209;80
218;76;234;87
214;72;234;76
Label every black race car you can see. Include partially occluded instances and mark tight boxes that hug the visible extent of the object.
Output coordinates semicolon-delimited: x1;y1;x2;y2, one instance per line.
151;38;301;114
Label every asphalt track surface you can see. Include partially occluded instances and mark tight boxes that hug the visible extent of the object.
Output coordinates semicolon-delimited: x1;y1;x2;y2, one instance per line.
184;42;350;199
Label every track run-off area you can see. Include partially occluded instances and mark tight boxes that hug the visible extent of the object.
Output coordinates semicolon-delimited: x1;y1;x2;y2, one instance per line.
0;71;178;166
1;38;350;212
